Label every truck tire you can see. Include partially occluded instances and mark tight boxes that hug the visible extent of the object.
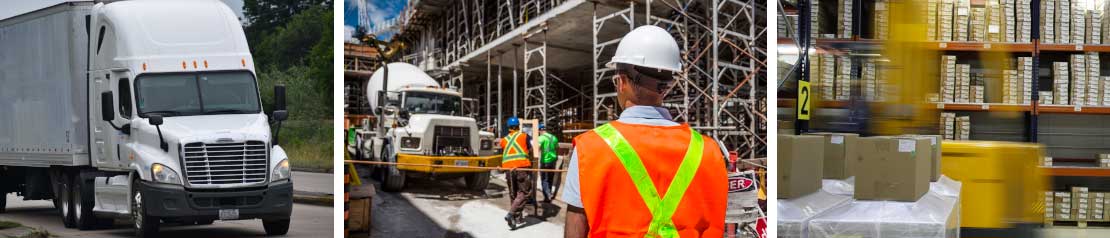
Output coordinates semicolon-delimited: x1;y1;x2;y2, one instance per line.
381;148;405;192
262;219;290;235
60;173;76;228
465;172;490;191
0;194;6;213
74;174;99;230
132;179;160;237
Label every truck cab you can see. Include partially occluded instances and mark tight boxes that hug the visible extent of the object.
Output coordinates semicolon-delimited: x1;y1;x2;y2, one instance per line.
360;63;500;191
0;1;291;237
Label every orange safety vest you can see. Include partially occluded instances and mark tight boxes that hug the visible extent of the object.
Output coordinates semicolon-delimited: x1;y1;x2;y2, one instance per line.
575;121;727;237
500;131;532;169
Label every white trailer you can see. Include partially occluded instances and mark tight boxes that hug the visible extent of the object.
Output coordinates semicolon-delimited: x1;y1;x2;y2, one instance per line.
0;1;293;236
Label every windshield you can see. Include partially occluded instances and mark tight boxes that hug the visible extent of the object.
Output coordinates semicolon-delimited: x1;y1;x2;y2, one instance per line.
135;71;261;117
403;91;462;116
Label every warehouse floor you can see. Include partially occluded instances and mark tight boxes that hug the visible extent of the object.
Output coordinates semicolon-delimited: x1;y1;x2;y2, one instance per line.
1042;227;1110;237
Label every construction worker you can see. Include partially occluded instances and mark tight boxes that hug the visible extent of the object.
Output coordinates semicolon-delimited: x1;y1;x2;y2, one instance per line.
500;116;533;229
562;25;730;237
537;123;559;202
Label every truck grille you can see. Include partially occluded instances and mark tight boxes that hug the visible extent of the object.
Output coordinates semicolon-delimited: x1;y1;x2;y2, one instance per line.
433;126;471;156
182;141;268;187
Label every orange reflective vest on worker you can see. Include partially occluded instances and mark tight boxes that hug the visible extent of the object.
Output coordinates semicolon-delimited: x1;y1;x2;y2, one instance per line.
500;131;532;169
574;121;728;237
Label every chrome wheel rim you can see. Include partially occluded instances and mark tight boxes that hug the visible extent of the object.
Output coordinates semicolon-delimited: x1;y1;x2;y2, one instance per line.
133;192;143;229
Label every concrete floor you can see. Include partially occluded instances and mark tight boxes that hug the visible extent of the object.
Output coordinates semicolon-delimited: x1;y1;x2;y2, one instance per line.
1042;227;1110;237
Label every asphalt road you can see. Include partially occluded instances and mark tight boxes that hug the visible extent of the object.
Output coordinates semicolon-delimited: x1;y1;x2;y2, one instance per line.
349;165;567;238
0;194;333;238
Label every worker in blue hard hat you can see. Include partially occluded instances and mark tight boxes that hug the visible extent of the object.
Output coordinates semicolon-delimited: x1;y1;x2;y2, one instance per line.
499;116;533;229
537;123;559;203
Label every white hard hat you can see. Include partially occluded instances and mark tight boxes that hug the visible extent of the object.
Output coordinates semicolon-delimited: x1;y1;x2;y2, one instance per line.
606;25;682;73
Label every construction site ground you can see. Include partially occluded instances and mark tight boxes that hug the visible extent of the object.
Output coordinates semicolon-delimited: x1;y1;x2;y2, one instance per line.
350;165;567;238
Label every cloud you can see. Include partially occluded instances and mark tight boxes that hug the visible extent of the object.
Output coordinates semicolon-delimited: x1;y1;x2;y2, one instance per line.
344;25;358;43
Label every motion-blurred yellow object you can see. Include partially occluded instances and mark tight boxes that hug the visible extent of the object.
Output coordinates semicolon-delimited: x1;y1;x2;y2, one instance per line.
941;141;1047;229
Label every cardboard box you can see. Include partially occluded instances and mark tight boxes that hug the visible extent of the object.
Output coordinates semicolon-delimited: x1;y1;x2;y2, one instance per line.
902;134;943;181
854;137;931;201
779;135;824;198
806;133;861;179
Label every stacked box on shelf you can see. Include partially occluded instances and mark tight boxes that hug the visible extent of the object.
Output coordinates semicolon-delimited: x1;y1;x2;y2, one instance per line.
1075;187;1090;221
1019;57;1033;104
1072;55;1088;105
973;85;985;103
875;0;889;40
1044;0;1056;43
821;54;837;100
1045;156;1054;167
1042;91;1055;105
957;0;971;41
1087;53;1100;106
1090;10;1103;44
940;0;955;41
928;0;938;40
863;59;877;101
839;0;853;38
1094;193;1106;221
1019;0;1032;42
941;112;956;139
1003;69;1016;103
837;56;852;101
971;7;987;42
1010;69;1021;104
990;0;1007;41
811;0;820;44
957;64;971;103
1104;76;1110;105
1057;191;1073;220
1054;62;1070;105
1047;191;1056;220
956;116;971;140
1059;0;1071;43
941;55;957;102
1072;0;1085;43
1100;154;1110;167
1004;0;1015;42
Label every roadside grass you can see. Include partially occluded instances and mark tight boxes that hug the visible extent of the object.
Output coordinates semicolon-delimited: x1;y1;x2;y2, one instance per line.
0;221;18;230
279;120;333;172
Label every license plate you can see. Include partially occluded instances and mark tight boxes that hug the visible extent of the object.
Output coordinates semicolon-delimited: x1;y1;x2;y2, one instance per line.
219;209;239;220
454;160;469;166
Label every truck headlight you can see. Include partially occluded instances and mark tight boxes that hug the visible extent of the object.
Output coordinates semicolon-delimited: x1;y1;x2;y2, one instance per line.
273;159;291;181
401;137;421;149
151;163;182;185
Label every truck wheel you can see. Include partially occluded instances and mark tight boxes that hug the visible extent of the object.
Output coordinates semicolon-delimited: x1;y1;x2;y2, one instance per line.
465;172;490;191
0;193;6;213
262;219;290;235
382;168;406;192
131;180;159;237
74;173;104;230
60;173;76;228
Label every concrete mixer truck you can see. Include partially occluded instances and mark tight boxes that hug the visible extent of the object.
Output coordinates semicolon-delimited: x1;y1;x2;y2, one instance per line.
353;63;499;192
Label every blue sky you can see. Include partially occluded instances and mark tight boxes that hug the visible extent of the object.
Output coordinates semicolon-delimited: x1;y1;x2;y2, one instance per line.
344;0;407;42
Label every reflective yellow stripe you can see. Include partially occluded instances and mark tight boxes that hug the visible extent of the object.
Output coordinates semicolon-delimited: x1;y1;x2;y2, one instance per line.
594;123;704;238
503;132;528;163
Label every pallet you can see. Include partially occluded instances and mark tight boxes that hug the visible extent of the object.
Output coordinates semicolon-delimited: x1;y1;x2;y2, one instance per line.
1045;219;1110;228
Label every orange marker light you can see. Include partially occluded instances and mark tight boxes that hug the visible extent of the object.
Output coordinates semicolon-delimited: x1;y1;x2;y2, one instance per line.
142;63;147;71
192;61;197;69
181;61;186;69
241;58;246;67
203;60;208;68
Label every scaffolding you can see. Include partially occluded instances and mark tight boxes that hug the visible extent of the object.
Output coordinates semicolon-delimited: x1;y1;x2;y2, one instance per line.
365;0;766;158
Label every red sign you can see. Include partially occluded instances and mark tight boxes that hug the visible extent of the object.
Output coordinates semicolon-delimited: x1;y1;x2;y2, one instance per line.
728;176;755;192
755;218;766;238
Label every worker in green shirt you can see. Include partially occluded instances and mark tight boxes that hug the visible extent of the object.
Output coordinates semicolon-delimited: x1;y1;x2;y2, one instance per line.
537;123;559;203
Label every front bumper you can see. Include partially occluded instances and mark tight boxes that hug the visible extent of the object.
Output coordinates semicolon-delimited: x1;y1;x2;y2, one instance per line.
137;180;293;220
396;154;501;173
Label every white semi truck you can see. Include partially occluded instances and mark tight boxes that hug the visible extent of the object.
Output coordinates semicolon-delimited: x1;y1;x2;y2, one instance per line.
0;0;293;236
353;62;499;192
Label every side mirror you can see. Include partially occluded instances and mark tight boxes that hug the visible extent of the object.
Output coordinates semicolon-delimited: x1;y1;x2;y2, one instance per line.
273;110;288;121
274;84;286;111
100;91;114;121
149;115;163;126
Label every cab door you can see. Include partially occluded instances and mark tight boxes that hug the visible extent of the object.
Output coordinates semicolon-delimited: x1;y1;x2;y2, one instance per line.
91;70;133;170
